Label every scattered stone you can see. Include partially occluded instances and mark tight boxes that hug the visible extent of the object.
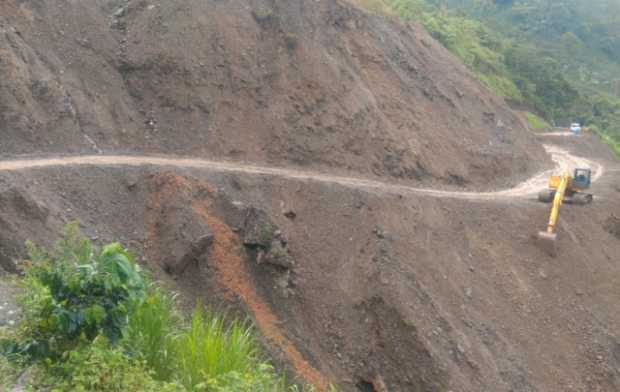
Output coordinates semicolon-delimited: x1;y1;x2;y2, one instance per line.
125;174;140;190
260;238;294;269
539;270;548;279
153;198;214;275
113;6;127;18
243;207;277;248
283;209;297;220
465;287;473;300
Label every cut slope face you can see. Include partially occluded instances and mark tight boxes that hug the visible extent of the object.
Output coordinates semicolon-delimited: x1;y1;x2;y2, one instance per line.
0;0;547;189
0;135;618;392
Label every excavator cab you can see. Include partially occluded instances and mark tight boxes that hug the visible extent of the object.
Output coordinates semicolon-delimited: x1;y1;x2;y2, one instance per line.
572;168;591;190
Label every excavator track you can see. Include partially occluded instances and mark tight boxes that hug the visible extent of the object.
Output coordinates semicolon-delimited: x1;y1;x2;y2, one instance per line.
567;193;593;205
538;189;556;203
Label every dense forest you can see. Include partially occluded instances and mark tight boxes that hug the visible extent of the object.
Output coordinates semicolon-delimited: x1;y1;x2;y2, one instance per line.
358;0;620;154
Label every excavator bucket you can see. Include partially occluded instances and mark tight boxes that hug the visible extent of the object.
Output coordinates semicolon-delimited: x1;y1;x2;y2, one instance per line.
537;231;557;256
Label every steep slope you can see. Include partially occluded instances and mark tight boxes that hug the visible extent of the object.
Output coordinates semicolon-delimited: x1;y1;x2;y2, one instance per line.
0;134;619;392
6;1;620;392
0;0;547;189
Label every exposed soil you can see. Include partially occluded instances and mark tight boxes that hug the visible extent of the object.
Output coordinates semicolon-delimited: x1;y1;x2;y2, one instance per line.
1;1;619;391
0;134;618;392
0;143;600;202
0;0;548;190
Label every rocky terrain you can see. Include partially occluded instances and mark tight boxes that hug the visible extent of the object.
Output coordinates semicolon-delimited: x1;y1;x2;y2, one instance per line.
0;0;547;189
1;1;620;392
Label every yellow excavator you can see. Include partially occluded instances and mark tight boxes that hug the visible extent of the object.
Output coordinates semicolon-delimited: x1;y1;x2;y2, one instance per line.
537;168;593;253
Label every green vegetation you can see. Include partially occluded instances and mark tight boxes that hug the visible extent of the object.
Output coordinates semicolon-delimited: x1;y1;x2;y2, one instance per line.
593;125;620;157
0;350;19;390
355;0;620;156
0;223;326;391
525;112;550;130
349;0;395;15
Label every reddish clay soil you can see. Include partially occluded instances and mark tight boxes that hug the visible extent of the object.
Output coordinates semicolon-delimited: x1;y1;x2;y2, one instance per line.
144;172;329;389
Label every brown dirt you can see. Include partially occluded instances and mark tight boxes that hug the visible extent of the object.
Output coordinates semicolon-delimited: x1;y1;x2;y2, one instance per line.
0;0;619;391
0;135;618;391
0;0;548;190
145;172;330;390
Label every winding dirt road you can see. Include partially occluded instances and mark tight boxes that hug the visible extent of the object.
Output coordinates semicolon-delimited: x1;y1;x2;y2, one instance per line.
0;145;603;201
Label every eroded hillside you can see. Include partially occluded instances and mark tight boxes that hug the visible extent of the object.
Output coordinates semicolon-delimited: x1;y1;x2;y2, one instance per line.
2;1;620;392
1;0;547;189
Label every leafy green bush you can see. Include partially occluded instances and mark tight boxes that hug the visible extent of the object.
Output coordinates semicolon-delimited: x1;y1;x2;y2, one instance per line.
15;223;146;359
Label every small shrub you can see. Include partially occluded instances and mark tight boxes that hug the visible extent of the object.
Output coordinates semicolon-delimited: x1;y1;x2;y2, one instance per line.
52;336;184;392
206;364;287;392
17;223;147;359
123;285;180;381
0;351;19;390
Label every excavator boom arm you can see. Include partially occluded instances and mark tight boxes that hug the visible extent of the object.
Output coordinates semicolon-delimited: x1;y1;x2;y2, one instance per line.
546;173;570;233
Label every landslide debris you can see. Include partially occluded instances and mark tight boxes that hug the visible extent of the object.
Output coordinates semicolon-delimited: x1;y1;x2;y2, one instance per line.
0;0;548;189
0;136;619;391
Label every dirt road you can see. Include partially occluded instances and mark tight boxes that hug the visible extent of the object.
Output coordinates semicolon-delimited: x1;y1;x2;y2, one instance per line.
0;145;604;202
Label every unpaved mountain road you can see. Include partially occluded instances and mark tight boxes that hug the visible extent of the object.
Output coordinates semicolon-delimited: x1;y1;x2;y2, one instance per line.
0;145;605;202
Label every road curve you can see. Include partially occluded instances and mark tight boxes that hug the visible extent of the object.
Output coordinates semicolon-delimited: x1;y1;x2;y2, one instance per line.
0;145;603;201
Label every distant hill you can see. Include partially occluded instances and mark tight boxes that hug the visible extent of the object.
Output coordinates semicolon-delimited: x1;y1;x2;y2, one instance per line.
371;0;620;154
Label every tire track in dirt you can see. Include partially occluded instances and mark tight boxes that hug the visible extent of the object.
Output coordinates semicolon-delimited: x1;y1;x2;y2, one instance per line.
0;145;604;201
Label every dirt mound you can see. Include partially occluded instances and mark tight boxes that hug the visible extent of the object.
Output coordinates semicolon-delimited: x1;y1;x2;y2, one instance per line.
0;0;547;189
